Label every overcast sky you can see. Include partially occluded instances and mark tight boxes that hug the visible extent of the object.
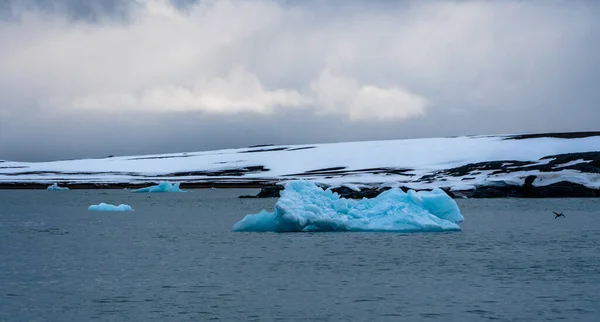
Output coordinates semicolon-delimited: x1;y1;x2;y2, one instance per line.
1;0;599;161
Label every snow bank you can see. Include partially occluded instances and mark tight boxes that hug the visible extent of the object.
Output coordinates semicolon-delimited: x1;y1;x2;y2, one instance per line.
232;181;464;233
133;181;185;193
47;183;69;191
3;133;598;192
88;203;134;212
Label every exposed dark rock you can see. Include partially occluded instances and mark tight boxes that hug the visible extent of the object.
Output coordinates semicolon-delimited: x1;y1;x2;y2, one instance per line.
302;166;347;174
524;175;537;187
422;152;600;181
285;167;413;178
128;154;194;161
247;144;274;148
440;188;456;198
505;131;600;140
0;181;270;190
239;185;284;198
239;147;288;153
437;160;534;177
164;166;269;177
239;184;396;199
329;186;392;199
565;163;600;174
521;175;537;197
526;181;598;198
453;176;599;198
0;170;142;177
287;146;316;151
534;152;600;174
541;151;600;163
243;145;316;152
467;185;523;198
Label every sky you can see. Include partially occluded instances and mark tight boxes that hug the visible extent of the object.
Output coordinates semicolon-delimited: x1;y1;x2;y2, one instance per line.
0;0;599;161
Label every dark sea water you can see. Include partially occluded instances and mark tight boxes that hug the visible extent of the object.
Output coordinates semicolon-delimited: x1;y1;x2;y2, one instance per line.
1;189;599;322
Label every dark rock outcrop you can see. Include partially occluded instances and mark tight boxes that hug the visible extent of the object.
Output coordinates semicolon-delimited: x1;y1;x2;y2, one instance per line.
526;181;599;198
240;177;599;199
239;185;284;198
505;131;600;140
453;175;599;198
238;185;396;199
329;186;392;199
165;166;269;177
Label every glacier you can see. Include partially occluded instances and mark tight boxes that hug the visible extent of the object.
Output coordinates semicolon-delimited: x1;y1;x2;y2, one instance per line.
88;203;134;212
133;181;185;193
47;183;69;191
232;180;464;233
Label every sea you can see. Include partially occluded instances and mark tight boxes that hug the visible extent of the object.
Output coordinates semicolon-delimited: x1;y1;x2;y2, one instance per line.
1;189;599;321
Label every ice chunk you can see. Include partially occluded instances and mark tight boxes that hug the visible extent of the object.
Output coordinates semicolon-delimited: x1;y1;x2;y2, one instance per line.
133;181;185;193
88;203;134;212
47;183;69;191
232;180;464;233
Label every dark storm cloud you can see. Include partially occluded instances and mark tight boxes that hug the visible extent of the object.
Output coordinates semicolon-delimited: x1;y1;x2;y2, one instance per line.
1;0;136;22
0;0;599;161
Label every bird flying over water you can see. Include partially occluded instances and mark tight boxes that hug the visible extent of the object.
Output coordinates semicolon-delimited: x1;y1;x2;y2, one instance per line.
553;212;566;219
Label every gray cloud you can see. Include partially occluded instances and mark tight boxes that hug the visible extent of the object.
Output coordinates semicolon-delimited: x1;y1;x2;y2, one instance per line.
0;0;599;161
2;0;136;22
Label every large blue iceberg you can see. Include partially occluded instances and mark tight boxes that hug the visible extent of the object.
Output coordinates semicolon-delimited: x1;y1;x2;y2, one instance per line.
47;183;69;191
133;181;185;193
88;203;134;212
232;181;464;233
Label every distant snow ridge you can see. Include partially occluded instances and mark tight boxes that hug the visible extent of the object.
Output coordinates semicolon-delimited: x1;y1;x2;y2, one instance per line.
88;203;134;212
232;181;464;233
47;183;69;191
133;181;185;193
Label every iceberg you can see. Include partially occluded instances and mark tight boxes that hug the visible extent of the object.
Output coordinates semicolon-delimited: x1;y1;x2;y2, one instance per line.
133;181;185;193
47;183;69;191
232;181;464;233
88;203;134;212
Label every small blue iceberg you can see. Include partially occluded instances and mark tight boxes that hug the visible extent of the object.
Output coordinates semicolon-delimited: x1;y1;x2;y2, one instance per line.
47;183;69;191
133;181;185;193
88;203;134;212
233;180;464;233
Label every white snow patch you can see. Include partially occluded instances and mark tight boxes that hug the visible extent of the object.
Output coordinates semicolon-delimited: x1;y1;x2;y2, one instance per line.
553;159;586;168
0;134;599;190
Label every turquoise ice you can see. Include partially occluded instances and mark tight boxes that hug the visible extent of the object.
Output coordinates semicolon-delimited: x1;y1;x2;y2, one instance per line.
233;181;464;233
47;183;69;191
88;203;134;212
133;181;185;193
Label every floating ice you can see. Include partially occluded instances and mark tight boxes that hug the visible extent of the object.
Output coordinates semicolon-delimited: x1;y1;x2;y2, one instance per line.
88;203;134;212
232;181;464;233
47;183;69;191
133;181;185;193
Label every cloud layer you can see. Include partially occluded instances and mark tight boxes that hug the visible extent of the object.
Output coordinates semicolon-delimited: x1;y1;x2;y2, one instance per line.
1;0;431;120
0;0;599;160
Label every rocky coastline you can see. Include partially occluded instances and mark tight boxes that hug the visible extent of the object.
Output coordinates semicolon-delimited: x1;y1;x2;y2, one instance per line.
2;132;599;198
239;175;600;199
0;175;598;198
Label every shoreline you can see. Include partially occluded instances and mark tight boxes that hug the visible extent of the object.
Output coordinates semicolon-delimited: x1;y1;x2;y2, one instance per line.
1;132;598;198
2;180;598;198
0;182;268;190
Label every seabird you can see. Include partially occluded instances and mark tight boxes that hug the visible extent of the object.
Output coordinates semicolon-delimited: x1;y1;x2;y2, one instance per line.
553;212;566;219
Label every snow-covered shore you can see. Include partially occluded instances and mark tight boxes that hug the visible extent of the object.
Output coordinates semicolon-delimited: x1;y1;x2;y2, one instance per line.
1;131;599;197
